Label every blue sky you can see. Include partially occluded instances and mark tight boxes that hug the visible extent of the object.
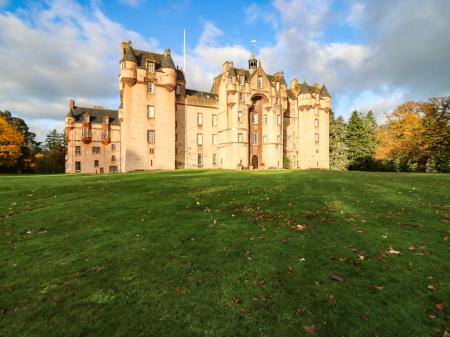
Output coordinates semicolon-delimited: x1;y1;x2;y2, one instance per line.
1;0;449;139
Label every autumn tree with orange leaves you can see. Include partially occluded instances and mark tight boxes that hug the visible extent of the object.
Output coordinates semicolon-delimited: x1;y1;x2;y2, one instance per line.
0;114;25;169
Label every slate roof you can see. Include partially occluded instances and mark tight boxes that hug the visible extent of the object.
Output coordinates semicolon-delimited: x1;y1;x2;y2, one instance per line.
186;89;219;100
67;106;120;126
299;81;311;94
320;84;331;97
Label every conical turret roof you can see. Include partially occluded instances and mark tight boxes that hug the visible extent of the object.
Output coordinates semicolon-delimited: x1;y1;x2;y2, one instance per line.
299;81;311;94
161;49;176;69
123;44;137;62
320;83;331;97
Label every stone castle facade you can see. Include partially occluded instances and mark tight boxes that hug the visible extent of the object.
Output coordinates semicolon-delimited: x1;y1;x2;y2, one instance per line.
65;41;331;173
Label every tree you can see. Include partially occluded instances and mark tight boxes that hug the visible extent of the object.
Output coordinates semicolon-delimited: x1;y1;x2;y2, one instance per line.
346;110;377;170
422;97;450;172
0;114;25;170
37;129;66;173
374;101;427;172
329;112;349;170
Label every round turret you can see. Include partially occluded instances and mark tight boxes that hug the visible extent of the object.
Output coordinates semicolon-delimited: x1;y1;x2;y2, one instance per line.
159;49;177;86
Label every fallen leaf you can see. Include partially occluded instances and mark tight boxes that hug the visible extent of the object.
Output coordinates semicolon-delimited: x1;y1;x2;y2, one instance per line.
175;287;181;293
339;256;348;263
303;325;316;334
429;315;436;320
359;315;369;321
239;307;246;313
387;245;401;255
443;234;449;241
327;294;335;302
288;266;294;274
330;274;345;282
374;285;384;290
292;224;306;231
427;284;435;290
435;303;444;311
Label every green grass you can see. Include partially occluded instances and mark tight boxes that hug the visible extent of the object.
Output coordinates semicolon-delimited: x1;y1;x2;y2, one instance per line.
1;170;449;337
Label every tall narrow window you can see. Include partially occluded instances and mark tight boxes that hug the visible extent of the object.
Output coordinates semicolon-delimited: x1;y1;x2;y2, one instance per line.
75;161;81;172
314;107;319;115
197;133;203;146
276;97;280;105
94;160;99;168
197;153;203;166
75;146;81;155
314;119;319;127
237;111;243;123
197;113;203;126
111;155;116;163
148;130;155;143
147;62;155;74
238;133;243;142
264;114;268;125
258;76;263;89
276;81;280;91
251;112;258;124
277;135;280;143
251;133;258;145
147;82;154;93
176;85;181;95
213;153;217;165
263;135;267;144
239;93;244;101
212;134;218;145
92;147;101;154
212;114;218;126
228;77;233;84
111;143;116;152
315;133;319;142
147;105;155;118
239;75;245;85
277;114;281;125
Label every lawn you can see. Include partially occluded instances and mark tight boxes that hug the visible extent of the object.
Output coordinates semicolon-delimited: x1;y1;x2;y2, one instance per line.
0;170;449;337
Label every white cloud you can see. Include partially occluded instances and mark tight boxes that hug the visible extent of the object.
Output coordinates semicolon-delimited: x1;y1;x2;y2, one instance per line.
244;3;279;29
0;0;157;140
118;0;145;8
345;2;365;27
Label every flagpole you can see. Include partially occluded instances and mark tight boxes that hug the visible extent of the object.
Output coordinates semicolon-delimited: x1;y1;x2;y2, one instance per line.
183;29;186;73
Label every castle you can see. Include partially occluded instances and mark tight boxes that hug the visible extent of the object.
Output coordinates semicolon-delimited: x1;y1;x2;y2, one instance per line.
65;41;330;173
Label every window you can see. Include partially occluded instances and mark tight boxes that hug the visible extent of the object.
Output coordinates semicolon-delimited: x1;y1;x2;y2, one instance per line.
83;114;90;123
239;92;244;101
111;143;116;152
147;62;155;74
94;160;99;168
102;128;109;140
148;130;155;143
263;135;267;144
237;111;243;123
258;76;263;89
197;113;203;126
276;81;280;91
212;114;218;126
264;114;268;125
213;153;217;165
316;149;319;153
92;147;100;154
251;133;258;145
212;134;218;145
103;116;109;124
238;133;243;142
197;133;203;146
314;119;319;127
277;135;280;143
147;105;155;118
228;77;233;84
111;155;116;163
276;97;280;105
277;114;281;125
315;133;319;142
239;75;245;85
109;166;118;173
314;107;319;115
82;127;91;139
176;85;181;95
75;161;81;172
149;148;154;154
251;112;258;124
75;146;81;155
148;82;155;93
197;153;203;166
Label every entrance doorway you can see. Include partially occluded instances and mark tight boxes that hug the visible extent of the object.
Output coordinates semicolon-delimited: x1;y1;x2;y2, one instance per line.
251;155;258;169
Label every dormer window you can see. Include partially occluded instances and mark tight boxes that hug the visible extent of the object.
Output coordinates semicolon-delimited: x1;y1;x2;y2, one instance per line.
176;85;181;95
258;76;263;89
103;115;109;124
228;77;233;85
83;114;90;123
239;75;245;85
147;61;155;74
276;81;280;91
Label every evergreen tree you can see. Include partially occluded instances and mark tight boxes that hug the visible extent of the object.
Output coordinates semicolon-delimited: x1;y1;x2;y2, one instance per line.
37;129;66;173
329;112;349;170
346;110;377;170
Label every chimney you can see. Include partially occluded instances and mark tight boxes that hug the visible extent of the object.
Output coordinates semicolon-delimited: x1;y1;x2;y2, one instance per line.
70;99;75;110
223;61;230;73
290;79;299;90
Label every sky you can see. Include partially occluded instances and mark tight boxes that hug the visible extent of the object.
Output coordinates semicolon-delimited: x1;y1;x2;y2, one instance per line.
1;0;449;140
